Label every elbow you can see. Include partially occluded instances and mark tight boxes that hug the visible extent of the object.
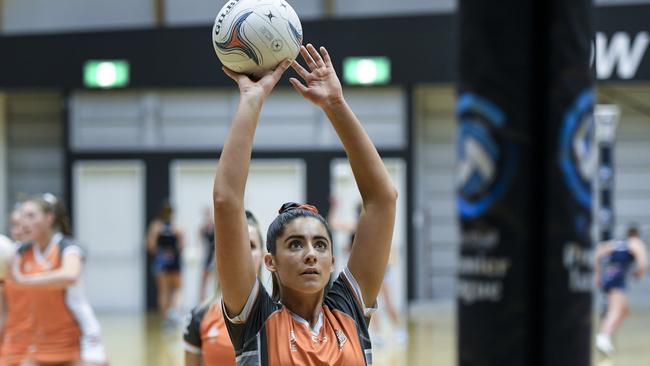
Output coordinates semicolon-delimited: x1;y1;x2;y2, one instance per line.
382;185;399;207
62;278;78;287
63;272;81;286
212;191;240;214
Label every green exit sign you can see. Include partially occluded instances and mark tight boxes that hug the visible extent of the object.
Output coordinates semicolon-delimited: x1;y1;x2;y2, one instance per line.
84;60;129;88
343;57;391;85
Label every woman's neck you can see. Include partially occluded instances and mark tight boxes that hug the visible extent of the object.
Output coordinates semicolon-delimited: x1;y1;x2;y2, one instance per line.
34;230;55;251
281;289;325;328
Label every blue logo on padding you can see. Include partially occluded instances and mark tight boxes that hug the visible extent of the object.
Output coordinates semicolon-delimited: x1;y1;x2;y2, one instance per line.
456;93;518;219
559;89;595;209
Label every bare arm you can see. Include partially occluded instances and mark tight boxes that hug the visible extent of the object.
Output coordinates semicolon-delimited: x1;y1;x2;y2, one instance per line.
12;252;82;289
630;238;648;279
0;286;6;340
290;44;398;307
176;228;186;251
184;351;202;366
214;61;291;316
147;220;160;253
594;241;614;267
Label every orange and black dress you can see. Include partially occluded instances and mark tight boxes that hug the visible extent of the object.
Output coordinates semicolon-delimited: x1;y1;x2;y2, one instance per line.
184;301;236;365
13;234;107;364
0;244;34;366
224;268;375;366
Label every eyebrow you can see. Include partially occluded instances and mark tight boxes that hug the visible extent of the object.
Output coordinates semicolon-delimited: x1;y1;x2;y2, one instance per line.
284;235;330;243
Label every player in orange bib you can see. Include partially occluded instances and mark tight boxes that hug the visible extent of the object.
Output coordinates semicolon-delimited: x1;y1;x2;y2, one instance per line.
184;210;264;366
213;44;397;365
0;205;35;366
11;194;108;366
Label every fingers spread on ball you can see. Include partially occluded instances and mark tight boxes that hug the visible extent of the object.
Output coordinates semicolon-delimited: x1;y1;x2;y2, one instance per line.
271;59;292;78
291;60;311;81
306;44;325;68
289;77;308;96
319;46;332;67
300;45;318;71
222;67;239;81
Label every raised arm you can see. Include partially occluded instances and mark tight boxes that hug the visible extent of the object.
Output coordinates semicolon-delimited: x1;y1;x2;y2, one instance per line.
213;61;291;316
289;44;398;307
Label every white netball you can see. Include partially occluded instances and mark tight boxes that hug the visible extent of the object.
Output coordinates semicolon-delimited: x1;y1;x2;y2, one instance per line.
212;0;303;77
0;235;15;279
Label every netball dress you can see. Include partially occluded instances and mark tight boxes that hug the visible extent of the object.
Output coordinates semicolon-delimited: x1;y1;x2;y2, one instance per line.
225;268;375;366
184;301;237;365
15;234;107;364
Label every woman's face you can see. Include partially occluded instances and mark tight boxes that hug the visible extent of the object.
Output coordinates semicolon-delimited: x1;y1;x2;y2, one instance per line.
249;225;264;274
267;217;334;296
9;210;26;242
20;201;54;242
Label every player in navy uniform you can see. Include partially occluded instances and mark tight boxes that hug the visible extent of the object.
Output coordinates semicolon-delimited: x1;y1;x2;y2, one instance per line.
213;44;397;365
199;207;216;302
594;225;648;356
147;200;185;328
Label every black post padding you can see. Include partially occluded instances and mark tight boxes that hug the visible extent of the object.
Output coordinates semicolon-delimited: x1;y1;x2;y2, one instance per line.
456;0;594;365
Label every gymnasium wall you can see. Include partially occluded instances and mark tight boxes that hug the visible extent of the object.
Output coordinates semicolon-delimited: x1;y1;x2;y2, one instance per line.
4;92;64;212
69;88;405;152
4;0;649;36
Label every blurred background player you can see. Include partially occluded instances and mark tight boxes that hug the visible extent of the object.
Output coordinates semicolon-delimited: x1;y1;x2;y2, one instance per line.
147;200;185;329
11;193;108;366
0;204;34;366
594;225;648;356
199;207;215;302
183;210;263;366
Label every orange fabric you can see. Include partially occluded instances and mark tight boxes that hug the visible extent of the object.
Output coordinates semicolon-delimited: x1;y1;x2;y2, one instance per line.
18;243;80;363
201;304;236;366
0;278;34;366
265;306;365;366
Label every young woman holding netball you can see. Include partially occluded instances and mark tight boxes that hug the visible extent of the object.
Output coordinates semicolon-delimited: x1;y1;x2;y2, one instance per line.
214;43;397;365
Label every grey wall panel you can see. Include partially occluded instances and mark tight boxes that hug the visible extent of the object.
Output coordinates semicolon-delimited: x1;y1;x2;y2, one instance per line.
596;0;650;5
334;0;455;17
70;93;145;151
414;86;458;300
71;87;405;151
3;0;155;34
6;92;63;203
165;0;322;26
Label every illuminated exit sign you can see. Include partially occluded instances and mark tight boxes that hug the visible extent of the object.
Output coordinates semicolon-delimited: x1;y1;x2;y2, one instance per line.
84;60;130;88
343;57;391;85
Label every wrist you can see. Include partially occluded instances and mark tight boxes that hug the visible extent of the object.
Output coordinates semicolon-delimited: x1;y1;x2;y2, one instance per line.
321;95;347;112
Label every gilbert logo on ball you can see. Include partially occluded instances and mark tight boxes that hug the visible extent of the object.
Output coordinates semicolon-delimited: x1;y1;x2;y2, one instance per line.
213;0;303;77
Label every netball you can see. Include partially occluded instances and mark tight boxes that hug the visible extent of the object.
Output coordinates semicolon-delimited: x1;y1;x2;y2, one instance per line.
212;0;303;77
0;235;15;279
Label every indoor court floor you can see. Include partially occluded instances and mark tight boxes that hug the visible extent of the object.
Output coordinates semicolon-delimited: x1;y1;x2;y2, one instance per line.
98;303;649;365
